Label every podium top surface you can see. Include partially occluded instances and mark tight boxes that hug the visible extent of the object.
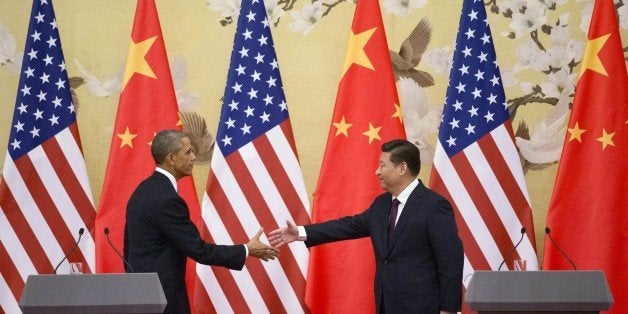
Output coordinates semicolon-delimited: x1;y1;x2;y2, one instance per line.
19;273;167;313
466;270;614;311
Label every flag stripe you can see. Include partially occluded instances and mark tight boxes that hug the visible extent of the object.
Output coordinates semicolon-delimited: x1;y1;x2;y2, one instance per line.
490;123;531;205
462;256;475;288
451;145;523;263
200;0;310;310
433;144;504;269
0;205;36;282
28;145;93;270
1;2;96;312
225;149;299;312
2;158;63;274
430;0;537;278
207;148;306;312
255;130;308;223
248;137;309;277
481;129;535;234
0;269;19;314
197;264;240;313
42;137;95;229
238;142;307;311
41;136;96;271
430;171;492;271
267;124;311;218
477;134;530;224
0;238;24;302
203;187;268;311
13;154;90;269
279;120;298;160
0;183;53;274
63;124;94;202
52;129;96;227
476;133;538;263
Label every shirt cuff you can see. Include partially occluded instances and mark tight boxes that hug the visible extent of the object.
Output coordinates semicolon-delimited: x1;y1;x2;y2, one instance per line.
243;244;249;257
297;226;307;241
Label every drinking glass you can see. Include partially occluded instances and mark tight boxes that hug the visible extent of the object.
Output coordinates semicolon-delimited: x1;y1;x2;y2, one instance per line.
69;262;83;274
513;259;527;271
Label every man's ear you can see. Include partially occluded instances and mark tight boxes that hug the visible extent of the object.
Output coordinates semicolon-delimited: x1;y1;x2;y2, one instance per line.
165;152;175;165
399;162;407;175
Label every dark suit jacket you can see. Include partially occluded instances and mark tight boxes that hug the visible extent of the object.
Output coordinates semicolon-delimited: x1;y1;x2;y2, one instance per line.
124;171;246;314
304;180;463;313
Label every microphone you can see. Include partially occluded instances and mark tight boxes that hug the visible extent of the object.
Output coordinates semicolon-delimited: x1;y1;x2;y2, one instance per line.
104;227;135;273
545;227;577;270
497;227;526;271
53;228;84;274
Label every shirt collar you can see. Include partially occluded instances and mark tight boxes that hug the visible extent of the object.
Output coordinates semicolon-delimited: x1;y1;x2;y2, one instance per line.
394;179;419;205
155;167;178;192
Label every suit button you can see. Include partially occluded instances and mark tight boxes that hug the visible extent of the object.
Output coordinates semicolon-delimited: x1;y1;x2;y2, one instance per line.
383;260;388;265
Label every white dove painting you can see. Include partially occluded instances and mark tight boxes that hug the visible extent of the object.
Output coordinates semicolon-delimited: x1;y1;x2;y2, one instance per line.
515;83;574;167
0;22;22;73
74;59;123;98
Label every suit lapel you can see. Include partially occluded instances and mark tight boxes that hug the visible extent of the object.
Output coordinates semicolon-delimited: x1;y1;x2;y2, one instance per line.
386;182;427;256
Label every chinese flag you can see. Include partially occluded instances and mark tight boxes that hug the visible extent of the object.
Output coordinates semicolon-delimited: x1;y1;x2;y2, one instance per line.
306;0;405;312
94;0;202;303
543;0;627;313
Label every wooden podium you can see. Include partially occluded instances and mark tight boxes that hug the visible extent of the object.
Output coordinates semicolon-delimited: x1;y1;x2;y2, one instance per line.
466;271;614;313
19;273;167;313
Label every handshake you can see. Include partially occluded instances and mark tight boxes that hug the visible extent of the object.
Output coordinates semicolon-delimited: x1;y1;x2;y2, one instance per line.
245;221;300;262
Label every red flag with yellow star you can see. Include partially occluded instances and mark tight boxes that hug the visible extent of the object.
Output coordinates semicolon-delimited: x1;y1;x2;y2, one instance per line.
94;0;202;300
306;0;405;312
543;0;627;312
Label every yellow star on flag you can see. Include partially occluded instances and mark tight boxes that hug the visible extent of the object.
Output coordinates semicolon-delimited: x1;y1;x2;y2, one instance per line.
579;33;611;77
117;127;138;148
176;112;183;126
596;129;615;150
342;27;377;75
391;103;403;124
333;116;353;137
123;36;158;88
362;123;382;144
567;122;586;142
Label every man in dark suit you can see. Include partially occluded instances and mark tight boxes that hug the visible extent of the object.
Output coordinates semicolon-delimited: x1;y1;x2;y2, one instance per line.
269;139;463;313
124;130;278;314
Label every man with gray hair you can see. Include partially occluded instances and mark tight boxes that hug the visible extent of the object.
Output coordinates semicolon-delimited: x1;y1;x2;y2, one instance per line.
124;130;278;314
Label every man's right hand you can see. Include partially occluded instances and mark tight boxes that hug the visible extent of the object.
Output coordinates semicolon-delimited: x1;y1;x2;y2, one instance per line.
268;220;301;247
245;228;279;262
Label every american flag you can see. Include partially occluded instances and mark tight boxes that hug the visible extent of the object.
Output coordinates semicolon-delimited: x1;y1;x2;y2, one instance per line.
193;0;310;312
429;0;538;288
0;0;96;312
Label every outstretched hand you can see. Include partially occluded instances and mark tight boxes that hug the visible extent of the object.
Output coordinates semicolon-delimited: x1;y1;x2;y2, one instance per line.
268;220;301;247
246;228;279;262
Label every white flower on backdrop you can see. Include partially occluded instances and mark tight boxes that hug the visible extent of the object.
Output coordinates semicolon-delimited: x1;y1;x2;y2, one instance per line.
383;0;428;16
289;1;323;36
423;46;453;76
508;2;547;38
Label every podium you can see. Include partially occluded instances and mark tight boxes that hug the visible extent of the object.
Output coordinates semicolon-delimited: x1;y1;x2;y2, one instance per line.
19;273;167;313
466;271;613;313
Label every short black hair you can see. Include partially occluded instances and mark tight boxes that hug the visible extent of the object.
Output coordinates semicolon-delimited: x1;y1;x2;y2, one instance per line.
151;130;187;164
381;139;420;176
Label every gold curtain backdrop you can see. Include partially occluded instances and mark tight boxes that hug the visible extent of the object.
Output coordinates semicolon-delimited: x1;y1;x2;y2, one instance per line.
1;0;626;262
